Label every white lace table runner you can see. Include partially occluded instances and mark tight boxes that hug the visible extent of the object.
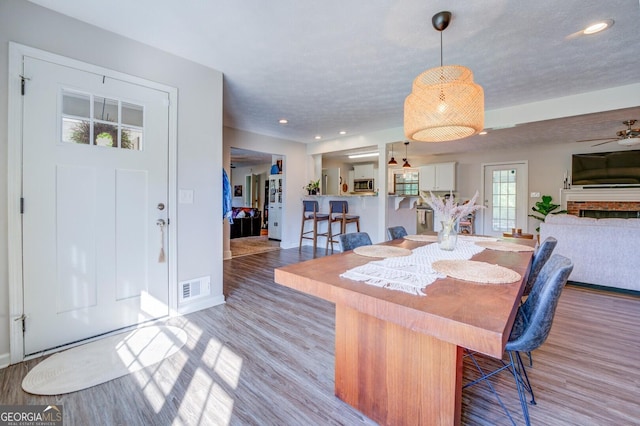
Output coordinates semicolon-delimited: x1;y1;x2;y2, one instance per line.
340;240;486;296
458;235;499;242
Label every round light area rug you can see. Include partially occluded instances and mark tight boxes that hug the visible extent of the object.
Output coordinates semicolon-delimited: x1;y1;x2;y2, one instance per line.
22;325;187;395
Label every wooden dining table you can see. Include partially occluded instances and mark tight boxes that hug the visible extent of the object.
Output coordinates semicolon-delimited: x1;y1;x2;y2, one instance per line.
274;237;534;426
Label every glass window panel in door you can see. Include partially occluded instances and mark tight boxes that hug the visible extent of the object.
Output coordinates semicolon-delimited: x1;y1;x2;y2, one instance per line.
62;90;91;144
122;102;144;127
62;118;90;144
94;122;118;147
122;127;143;150
62;90;90;117
491;169;517;232
94;96;119;123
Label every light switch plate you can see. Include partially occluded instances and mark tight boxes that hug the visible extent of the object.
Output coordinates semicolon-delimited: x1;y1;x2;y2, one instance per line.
179;189;194;204
530;192;541;198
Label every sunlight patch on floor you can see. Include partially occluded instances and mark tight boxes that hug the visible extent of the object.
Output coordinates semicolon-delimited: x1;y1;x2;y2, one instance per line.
181;367;234;425
214;345;243;389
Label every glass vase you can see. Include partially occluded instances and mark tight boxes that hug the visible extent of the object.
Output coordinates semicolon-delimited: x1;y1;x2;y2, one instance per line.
438;220;458;251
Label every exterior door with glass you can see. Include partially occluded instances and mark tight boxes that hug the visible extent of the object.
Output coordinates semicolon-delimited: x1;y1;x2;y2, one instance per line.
21;56;170;355
482;162;528;237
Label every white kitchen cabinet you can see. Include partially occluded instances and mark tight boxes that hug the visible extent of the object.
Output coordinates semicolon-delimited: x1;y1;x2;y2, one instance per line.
353;163;375;179
419;165;435;191
419;162;456;192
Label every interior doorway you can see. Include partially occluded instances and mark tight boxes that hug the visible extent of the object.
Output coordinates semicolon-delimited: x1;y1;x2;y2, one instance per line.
229;147;281;256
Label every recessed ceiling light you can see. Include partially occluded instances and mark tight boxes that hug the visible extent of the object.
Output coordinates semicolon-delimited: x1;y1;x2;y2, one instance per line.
479;131;488;135
583;19;614;35
314;135;322;140
278;119;288;124
339;131;347;135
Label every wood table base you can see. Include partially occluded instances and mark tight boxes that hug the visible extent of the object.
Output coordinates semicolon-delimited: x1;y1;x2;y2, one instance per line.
335;305;463;426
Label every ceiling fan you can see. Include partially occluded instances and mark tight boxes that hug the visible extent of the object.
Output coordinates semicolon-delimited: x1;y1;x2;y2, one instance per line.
577;120;640;146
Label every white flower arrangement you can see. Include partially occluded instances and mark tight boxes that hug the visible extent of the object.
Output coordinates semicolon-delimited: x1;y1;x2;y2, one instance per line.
421;190;485;226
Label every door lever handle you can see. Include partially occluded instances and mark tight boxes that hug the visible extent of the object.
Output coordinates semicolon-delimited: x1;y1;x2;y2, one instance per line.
156;219;166;227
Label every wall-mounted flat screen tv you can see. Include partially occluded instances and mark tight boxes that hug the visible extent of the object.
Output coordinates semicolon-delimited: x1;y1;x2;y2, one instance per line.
572;149;640;186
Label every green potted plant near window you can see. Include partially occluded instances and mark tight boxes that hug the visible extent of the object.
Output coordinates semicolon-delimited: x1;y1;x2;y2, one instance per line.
304;179;320;195
529;195;567;233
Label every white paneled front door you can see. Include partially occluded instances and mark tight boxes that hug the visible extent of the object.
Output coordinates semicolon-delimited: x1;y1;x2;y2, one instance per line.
21;56;170;355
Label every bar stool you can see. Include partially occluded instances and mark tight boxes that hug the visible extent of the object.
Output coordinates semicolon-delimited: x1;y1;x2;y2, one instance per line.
299;200;330;253
326;200;360;253
458;212;475;234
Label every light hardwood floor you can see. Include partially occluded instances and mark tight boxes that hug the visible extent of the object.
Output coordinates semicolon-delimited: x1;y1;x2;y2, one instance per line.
1;247;639;425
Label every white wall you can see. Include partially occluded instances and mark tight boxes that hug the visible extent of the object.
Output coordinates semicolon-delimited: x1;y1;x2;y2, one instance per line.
0;0;224;364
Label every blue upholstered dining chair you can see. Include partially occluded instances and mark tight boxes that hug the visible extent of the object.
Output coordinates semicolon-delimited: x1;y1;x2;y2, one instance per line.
521;236;557;366
387;226;408;240
464;254;573;426
523;237;558;297
337;232;372;252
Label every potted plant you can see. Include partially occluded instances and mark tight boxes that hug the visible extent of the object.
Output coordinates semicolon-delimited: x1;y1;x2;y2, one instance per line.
304;179;320;195
529;195;567;232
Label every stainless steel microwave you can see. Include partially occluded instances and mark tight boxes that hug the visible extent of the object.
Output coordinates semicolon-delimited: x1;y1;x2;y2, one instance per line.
353;178;374;192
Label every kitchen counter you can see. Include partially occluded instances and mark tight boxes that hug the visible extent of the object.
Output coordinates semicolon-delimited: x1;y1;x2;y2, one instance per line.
387;194;422;210
387;197;419;234
300;195;380;245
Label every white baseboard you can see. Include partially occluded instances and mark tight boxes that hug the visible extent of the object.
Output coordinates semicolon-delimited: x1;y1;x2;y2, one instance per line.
178;294;225;315
280;240;298;249
0;352;10;369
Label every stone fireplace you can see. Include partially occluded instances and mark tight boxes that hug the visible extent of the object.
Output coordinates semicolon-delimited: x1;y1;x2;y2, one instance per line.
561;188;640;218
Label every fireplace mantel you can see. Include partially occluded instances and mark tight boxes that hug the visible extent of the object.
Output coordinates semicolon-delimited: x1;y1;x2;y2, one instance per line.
560;187;640;209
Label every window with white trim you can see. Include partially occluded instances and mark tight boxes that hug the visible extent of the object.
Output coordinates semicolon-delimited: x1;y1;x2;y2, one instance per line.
61;89;143;150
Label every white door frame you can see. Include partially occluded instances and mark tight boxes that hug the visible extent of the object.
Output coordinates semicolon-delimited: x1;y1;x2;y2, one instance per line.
7;43;178;364
479;161;529;236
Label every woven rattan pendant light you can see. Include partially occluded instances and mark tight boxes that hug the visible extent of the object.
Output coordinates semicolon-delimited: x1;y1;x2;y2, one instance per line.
404;11;484;142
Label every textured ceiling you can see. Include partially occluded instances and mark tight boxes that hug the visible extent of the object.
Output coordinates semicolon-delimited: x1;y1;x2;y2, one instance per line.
27;0;640;160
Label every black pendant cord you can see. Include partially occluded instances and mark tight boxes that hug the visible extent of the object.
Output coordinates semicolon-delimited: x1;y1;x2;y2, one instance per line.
432;11;451;67
440;30;443;67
